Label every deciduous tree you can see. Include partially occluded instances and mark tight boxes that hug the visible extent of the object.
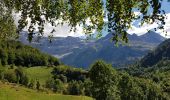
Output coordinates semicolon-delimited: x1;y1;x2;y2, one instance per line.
1;0;168;42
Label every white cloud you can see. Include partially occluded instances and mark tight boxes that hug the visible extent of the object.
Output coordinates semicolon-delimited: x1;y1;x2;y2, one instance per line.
128;13;170;38
127;23;157;36
13;12;85;37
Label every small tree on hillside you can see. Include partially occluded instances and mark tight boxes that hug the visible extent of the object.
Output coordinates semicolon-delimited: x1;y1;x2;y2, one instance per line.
67;81;84;95
15;67;24;84
28;79;35;89
53;79;64;93
36;80;41;90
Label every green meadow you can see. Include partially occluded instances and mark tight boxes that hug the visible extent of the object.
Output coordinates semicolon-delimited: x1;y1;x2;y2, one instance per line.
24;67;53;85
0;81;93;100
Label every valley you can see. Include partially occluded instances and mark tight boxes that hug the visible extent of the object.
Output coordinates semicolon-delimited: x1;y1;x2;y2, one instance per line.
0;1;170;99
20;31;165;68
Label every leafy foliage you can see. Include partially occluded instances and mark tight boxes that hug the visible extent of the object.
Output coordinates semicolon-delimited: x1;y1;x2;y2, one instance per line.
89;60;168;100
52;65;88;82
0;0;17;40
89;60;120;100
1;0;167;42
67;81;84;95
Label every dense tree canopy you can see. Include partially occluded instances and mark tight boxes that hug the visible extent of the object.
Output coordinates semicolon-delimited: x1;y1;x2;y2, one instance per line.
0;0;168;42
89;60;170;100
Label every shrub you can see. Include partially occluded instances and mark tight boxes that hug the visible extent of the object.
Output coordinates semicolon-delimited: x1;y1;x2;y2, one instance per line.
45;78;64;93
0;66;5;80
4;70;17;83
53;79;64;93
28;79;35;89
67;81;84;95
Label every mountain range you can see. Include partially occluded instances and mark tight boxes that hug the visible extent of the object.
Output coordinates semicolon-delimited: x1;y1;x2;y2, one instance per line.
19;31;165;68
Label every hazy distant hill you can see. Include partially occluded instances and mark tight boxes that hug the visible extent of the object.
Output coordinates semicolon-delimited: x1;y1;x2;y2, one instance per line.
20;31;165;68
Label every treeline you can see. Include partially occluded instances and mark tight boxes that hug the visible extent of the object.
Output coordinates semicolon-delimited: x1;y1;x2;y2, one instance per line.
46;61;169;100
124;59;170;99
46;65;88;95
88;61;168;100
51;66;88;82
0;40;60;67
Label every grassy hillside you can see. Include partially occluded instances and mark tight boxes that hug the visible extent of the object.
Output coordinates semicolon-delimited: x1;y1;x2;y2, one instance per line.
24;67;53;85
0;81;93;100
24;66;88;85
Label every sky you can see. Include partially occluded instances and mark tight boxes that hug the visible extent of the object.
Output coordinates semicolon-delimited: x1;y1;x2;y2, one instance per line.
13;0;170;38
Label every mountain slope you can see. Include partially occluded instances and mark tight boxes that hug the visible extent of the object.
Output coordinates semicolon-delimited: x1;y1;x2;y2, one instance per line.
20;31;165;68
139;31;165;43
140;39;170;67
0;40;60;67
61;31;165;68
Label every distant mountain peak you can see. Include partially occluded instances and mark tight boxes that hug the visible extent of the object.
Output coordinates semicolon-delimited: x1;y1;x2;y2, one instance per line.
139;31;165;43
131;33;138;36
141;31;163;37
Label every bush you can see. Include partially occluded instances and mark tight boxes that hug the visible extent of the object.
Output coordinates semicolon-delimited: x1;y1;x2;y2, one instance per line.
53;79;64;93
45;78;55;89
67;81;84;95
4;70;17;83
36;80;41;90
28;79;35;89
45;79;64;93
52;65;88;82
0;66;5;80
84;79;93;96
15;67;29;86
55;74;67;83
21;75;29;86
